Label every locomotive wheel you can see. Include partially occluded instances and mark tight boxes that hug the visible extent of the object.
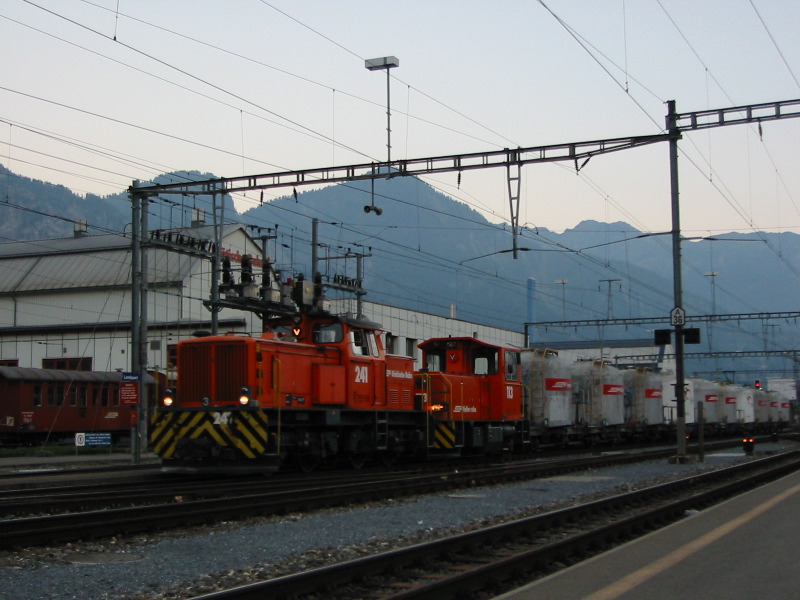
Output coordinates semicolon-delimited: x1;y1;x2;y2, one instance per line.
294;451;321;473
348;452;369;469
379;450;398;467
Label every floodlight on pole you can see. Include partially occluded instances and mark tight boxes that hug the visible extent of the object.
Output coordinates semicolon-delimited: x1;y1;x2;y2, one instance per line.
365;56;399;167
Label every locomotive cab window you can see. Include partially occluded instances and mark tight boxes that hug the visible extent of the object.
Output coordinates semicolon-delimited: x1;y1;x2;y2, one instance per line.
473;348;498;375
426;351;444;372
367;331;380;357
313;322;343;344
350;329;369;356
505;351;520;381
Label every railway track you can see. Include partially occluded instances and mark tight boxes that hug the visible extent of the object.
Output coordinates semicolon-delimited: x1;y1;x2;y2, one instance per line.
180;449;800;600
0;441;747;549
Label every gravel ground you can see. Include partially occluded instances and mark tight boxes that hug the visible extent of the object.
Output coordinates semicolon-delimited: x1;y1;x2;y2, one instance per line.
0;445;792;600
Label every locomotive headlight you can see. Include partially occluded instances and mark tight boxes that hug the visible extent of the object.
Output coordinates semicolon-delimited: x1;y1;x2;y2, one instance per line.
162;389;175;407
239;386;252;406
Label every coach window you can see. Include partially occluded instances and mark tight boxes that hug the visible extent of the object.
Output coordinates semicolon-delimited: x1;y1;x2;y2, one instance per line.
78;387;87;408
101;387;110;407
167;344;178;372
33;385;42;408
69;387;77;407
47;386;57;407
56;385;64;407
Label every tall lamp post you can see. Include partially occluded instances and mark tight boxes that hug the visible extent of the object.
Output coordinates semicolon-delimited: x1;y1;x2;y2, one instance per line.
365;56;399;166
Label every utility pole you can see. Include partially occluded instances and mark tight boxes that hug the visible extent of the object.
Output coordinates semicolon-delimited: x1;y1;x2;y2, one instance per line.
311;219;371;317
705;271;718;372
554;279;568;320
210;184;224;334
667;100;689;462
129;181;149;465
599;279;620;318
130;183;141;465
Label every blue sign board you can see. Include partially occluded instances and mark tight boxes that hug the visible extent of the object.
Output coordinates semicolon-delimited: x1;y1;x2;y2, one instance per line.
75;432;112;447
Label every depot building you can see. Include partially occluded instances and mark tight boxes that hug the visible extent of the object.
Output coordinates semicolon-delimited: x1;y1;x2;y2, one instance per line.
0;222;524;376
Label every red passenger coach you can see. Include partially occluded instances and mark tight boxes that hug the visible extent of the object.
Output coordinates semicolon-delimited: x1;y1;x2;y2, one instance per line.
416;337;522;456
0;367;145;445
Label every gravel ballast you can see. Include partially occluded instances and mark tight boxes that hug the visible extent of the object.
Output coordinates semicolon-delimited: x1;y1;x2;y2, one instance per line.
0;446;790;600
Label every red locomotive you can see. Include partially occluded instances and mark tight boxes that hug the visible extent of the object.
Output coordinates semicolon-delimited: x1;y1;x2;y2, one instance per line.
417;337;522;454
150;310;523;473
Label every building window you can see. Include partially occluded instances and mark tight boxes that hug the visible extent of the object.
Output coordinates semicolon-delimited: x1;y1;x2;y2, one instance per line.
42;357;92;371
405;338;418;360
0;359;18;367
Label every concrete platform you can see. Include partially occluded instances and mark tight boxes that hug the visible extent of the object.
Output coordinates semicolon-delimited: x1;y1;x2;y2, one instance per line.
495;466;800;600
0;451;157;472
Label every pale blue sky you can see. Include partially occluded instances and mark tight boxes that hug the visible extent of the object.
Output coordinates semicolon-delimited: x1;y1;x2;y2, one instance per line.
1;0;798;235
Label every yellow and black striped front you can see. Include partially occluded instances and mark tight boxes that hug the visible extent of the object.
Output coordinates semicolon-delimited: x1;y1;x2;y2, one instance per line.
150;409;269;460
433;421;457;449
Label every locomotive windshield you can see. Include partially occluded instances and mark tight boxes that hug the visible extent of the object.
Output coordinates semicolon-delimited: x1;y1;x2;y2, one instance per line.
313;322;343;344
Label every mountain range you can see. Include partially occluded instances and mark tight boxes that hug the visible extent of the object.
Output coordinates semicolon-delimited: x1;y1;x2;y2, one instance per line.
1;164;798;379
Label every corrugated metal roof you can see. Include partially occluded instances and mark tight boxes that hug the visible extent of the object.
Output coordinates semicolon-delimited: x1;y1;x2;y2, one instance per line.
0;224;246;293
0;224;241;258
0;366;122;382
0;366;155;383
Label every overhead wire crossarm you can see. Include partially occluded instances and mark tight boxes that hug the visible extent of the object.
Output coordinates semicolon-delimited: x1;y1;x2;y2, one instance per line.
128;133;670;197
674;98;800;132
614;350;800;363
528;311;800;329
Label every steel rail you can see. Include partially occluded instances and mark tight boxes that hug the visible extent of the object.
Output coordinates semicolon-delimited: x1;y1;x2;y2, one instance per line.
183;450;800;600
0;444;728;549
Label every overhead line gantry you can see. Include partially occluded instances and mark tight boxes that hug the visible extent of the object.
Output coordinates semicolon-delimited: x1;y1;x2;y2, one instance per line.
129;97;800;463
